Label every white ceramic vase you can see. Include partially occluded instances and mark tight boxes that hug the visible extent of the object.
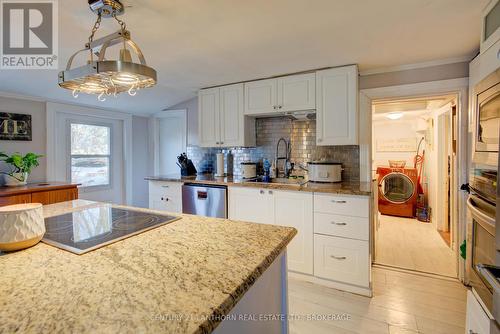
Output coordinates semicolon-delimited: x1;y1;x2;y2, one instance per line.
3;172;28;186
0;203;45;252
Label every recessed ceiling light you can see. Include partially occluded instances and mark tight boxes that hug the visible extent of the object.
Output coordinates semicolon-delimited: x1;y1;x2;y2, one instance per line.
386;112;403;120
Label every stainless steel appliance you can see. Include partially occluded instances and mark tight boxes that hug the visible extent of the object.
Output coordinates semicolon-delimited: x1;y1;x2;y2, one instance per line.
42;206;180;255
473;68;500;166
241;162;257;179
182;184;227;218
308;161;343;183
467;69;500;330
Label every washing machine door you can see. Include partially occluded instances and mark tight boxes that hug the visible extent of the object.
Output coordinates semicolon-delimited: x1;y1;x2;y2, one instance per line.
380;173;415;203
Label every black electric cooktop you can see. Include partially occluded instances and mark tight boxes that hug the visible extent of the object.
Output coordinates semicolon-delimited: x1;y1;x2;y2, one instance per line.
42;206;180;254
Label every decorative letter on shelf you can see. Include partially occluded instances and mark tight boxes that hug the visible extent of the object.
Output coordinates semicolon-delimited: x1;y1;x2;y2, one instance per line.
0;112;32;141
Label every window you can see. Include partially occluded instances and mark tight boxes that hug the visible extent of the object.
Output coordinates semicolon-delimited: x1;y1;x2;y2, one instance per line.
70;123;111;188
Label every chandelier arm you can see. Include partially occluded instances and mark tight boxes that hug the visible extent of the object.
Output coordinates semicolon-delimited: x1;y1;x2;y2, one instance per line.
65;48;90;71
97;37;147;65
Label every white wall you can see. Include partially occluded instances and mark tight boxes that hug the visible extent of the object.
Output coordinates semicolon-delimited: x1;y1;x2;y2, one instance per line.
0;94;150;207
168;97;199;146
372;118;425;170
424;104;452;228
132;116;152;208
0;96;46;183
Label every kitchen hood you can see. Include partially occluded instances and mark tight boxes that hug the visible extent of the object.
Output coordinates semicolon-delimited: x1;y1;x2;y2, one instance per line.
284;110;316;121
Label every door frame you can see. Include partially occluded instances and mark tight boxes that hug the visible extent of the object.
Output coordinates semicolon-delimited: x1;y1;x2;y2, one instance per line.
46;102;133;205
149;109;187;176
360;77;469;281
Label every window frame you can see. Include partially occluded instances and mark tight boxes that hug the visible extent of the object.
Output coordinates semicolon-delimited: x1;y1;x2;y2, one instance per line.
67;119;114;192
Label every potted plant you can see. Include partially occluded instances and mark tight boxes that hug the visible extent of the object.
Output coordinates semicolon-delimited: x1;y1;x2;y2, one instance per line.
0;152;43;186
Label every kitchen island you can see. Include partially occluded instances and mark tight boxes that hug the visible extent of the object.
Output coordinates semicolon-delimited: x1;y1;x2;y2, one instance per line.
0;200;296;334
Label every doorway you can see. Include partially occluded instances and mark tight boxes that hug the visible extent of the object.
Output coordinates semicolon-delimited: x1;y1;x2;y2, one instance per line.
152;110;187;175
371;95;459;278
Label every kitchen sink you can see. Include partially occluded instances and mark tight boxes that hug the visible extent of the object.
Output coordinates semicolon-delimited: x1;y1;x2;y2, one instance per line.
244;177;307;186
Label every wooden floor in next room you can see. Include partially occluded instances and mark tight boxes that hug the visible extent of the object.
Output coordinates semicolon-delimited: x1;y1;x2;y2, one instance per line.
289;267;467;334
374;214;457;278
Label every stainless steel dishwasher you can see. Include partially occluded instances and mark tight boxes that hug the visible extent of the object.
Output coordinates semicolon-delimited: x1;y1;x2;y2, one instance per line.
182;184;227;218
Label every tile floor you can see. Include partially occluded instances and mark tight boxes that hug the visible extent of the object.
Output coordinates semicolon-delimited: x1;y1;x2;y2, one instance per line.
374;214;457;277
288;267;467;334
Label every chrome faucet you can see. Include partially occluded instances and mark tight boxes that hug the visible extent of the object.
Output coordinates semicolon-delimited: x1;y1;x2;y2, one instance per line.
275;137;291;178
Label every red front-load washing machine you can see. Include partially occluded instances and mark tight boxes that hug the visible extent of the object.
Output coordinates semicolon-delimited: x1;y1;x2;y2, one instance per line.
377;167;418;218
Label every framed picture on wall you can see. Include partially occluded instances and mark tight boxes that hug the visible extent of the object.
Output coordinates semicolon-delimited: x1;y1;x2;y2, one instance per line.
0;112;32;141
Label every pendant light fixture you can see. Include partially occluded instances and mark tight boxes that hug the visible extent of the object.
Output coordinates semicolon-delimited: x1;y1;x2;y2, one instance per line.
58;0;157;101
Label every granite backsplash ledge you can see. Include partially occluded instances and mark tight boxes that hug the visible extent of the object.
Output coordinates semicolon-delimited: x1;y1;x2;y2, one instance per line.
187;117;360;182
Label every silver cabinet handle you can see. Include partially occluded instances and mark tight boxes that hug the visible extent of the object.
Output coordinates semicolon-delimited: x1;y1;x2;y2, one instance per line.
278;105;282;109
268;190;273;195
260;190;265;194
330;255;347;260
318;138;323;142
331;222;347;226
331;200;347;204
220;142;224;145
161;185;169;188
469;331;479;334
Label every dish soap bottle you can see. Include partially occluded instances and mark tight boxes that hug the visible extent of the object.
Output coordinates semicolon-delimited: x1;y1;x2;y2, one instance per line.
263;159;271;182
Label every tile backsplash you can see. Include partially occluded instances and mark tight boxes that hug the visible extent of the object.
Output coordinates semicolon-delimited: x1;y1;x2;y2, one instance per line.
187;117;360;182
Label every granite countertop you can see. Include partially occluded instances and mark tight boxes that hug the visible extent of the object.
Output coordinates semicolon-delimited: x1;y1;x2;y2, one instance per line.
0;200;296;334
145;174;372;196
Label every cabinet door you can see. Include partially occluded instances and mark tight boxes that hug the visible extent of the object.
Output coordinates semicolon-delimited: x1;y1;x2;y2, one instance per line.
0;194;31;206
277;73;316;112
220;84;244;147
244;78;278;115
31;188;78;205
273;190;313;275
316;65;358;145
466;290;492;334
228;187;273;224
198;87;220;147
314;234;369;287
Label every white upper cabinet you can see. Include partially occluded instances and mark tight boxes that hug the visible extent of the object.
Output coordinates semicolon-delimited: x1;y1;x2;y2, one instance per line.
198;83;255;148
244;78;278;115
244;73;316;115
277;73;316;112
198;87;220;147
316;65;358;146
220;84;244;147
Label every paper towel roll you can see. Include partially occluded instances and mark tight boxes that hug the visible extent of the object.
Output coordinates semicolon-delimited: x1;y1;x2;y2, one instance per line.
215;153;225;177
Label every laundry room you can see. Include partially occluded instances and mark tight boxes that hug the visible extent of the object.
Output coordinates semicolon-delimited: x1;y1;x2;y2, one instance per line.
371;95;459;278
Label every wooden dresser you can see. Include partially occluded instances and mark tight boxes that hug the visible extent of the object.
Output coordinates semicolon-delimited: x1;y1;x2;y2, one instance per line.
0;182;79;206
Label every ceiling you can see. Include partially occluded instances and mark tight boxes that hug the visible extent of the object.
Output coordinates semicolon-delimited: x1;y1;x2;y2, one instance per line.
372;94;456;120
0;0;488;115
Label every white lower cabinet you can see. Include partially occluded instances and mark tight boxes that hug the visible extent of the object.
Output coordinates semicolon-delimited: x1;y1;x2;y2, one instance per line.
229;187;313;275
148;181;183;213
313;234;369;287
273;190;313;275
229;187;371;294
466;290;493;334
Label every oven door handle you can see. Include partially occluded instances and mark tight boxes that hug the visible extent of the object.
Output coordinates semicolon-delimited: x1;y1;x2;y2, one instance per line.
467;196;496;231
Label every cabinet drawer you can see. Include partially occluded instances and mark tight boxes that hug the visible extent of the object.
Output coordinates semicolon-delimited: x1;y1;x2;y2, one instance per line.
314;212;368;241
314;193;369;217
314;234;369;287
149;194;182;213
149;181;182;197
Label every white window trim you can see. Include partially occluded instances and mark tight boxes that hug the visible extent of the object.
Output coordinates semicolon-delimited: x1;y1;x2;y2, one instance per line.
68;120;113;192
46;102;133;205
